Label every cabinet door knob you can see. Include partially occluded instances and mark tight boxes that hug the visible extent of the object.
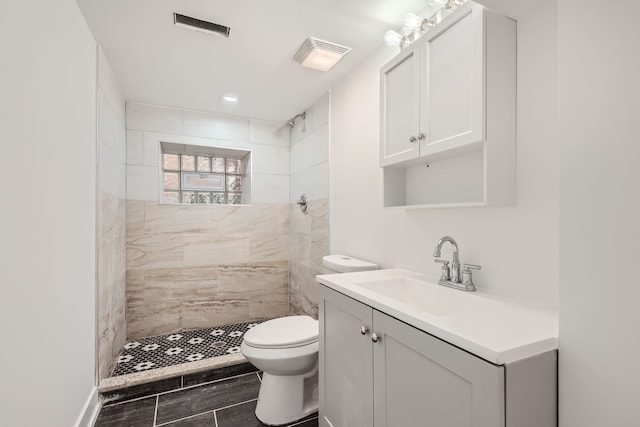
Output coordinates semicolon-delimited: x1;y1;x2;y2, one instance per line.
360;326;369;335
418;132;426;140
371;333;380;343
409;135;417;143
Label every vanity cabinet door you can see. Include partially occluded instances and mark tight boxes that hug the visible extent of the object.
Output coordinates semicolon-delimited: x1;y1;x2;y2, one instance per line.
372;310;505;427
318;286;374;427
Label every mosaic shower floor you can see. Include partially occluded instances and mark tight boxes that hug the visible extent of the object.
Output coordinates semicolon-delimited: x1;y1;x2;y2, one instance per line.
112;320;267;377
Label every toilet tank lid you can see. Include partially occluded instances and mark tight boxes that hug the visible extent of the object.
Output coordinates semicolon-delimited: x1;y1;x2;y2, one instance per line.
243;316;318;349
322;255;378;273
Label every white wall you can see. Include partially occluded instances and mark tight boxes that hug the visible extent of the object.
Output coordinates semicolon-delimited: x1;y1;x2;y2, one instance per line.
558;0;640;425
330;2;559;305
0;1;99;426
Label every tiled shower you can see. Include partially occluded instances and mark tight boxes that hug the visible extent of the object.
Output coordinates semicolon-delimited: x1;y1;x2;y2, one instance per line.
97;89;330;381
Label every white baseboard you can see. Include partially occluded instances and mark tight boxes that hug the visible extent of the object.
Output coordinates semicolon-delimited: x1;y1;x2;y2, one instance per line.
74;386;101;427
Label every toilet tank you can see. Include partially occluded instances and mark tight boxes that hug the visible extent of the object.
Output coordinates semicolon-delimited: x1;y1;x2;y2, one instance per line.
321;255;378;274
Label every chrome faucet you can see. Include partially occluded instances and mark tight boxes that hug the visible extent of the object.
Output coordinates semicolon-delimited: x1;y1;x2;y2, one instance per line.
433;236;480;291
433;236;461;282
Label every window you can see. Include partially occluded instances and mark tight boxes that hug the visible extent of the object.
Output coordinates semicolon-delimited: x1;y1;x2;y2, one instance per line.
161;142;250;205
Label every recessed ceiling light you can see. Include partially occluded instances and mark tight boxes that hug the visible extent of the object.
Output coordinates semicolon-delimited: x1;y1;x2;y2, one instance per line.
222;95;238;104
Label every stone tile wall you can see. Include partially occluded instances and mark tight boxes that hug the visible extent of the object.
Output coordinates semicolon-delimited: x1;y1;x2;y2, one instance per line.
126;202;290;339
289;93;331;318
289;199;329;318
97;48;127;380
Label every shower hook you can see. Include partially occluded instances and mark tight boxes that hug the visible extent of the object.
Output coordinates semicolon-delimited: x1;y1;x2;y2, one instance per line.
297;193;308;213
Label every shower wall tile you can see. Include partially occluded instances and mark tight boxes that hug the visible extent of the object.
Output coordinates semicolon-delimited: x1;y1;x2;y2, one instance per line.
126;103;182;134
312;162;330;201
249;288;289;319
289;198;329;318
182;110;249;141
98;51;128;382
126;165;159;201
143;132;160;167
98;192;127;380
249;233;289;263
278;147;290;175
144;203;217;234
251;144;279;175
125;202;290;338
126;200;145;237
249;120;290;147
126;130;144;165
126;270;145;309
127;233;183;271
128;301;182;339
217;262;289;294
251;174;289;204
183;234;250;267
182;299;251;331
290;170;312;204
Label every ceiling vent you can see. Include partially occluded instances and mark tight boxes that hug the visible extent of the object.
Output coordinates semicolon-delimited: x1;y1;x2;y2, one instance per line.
173;13;230;37
293;37;352;72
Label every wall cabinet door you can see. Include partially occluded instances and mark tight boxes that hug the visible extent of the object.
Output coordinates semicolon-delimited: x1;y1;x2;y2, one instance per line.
419;3;485;156
372;310;505;427
380;45;421;167
318;286;374;427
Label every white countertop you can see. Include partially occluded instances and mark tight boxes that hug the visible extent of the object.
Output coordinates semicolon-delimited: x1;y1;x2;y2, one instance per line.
316;268;558;365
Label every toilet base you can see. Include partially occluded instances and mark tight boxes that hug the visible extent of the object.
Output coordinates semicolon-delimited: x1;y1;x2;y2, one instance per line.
255;364;319;426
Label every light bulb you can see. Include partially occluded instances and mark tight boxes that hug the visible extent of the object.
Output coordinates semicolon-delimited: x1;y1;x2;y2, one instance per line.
384;30;405;47
403;13;424;32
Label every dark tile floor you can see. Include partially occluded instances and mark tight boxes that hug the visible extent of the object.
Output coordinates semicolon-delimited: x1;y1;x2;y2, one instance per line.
96;364;318;427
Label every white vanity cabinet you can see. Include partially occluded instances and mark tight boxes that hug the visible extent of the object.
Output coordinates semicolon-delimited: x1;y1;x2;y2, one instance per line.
380;2;516;208
318;285;558;427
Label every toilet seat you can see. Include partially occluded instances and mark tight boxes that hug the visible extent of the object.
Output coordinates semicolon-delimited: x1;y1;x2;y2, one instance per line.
243;316;318;349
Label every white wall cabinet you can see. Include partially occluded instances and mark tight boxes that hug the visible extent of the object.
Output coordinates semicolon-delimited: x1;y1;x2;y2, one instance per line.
380;2;516;208
318;285;557;427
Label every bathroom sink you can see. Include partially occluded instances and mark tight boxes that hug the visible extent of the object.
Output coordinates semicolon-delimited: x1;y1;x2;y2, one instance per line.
316;268;559;365
354;277;457;316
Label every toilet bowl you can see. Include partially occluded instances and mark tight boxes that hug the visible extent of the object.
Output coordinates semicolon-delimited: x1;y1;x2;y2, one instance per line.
241;255;378;426
241;315;319;426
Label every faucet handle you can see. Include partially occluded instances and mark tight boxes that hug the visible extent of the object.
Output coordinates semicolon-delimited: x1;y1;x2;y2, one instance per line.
461;264;481;291
435;258;450;281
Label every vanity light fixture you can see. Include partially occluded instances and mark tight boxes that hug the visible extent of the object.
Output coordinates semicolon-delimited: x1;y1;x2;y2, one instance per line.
293;37;352;72
385;0;469;50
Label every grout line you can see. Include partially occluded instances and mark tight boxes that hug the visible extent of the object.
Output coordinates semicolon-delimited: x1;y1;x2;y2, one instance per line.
212;397;258;414
214;409;219;427
256;372;262;383
152;395;159;427
102;393;159;407
288;416;319;426
155;409;216;426
154;371;258;398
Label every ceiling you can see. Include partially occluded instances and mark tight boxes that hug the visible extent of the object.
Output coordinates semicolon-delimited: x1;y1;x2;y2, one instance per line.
76;0;432;123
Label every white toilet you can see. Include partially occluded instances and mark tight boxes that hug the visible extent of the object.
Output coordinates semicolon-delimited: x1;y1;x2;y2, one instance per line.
241;254;377;426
